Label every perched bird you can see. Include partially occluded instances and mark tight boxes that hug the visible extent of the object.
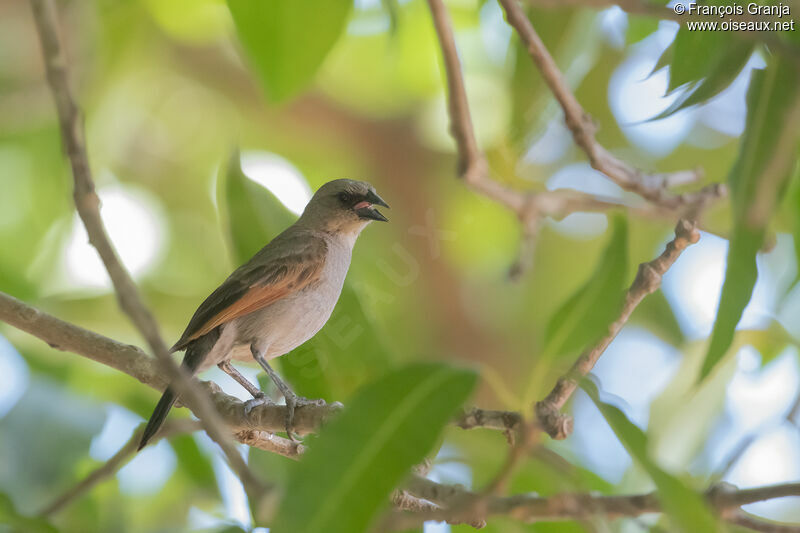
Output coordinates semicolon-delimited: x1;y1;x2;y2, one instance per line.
138;179;389;450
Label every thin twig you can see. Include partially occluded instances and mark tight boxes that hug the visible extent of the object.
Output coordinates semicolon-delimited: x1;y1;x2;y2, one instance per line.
382;491;487;530
726;511;800;533
426;0;605;276
235;429;306;459
394;477;800;530
535;219;700;439
498;0;725;213
29;0;267;502
455;407;523;433
39;419;201;517
427;0;722;279
508;217;540;281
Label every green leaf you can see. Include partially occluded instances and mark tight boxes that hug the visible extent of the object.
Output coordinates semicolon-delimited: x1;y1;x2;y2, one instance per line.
215;527;249;533
227;0;353;103
0;492;59;533
626;15;659;45
734;323;795;367
270;363;477;533
543;215;628;357
654;40;753;119
702;57;800;380
650;41;673;78
171;434;217;492
787;164;800;286
217;150;297;264
667;27;729;93
581;379;720;532
509;9;600;147
630;290;685;347
649;340;737;473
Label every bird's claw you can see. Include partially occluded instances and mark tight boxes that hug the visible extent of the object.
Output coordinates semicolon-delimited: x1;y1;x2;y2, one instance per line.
284;394;326;441
243;393;273;416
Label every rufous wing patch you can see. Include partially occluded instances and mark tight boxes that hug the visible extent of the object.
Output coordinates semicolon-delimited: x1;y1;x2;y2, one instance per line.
186;258;324;342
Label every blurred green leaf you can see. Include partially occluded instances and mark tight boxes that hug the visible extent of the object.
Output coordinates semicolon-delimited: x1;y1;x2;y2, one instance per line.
227;0;353;103
215;527;248;533
0;264;37;301
650;41;673;78
278;339;333;400
734;323;795;367
218;150;296;264
702;225;762;379
171;434;217;492
702;57;800;380
790;167;800;286
509;8;600;148
0;493;58;533
543;215;628;357
581;379;720;533
0;380;106;508
630;290;685;347
626;15;659;45
649;340;737;474
510;449;613;496
666;29;730;93
271;363;477;533
381;0;399;34
248;443;295;490
654;40;753;119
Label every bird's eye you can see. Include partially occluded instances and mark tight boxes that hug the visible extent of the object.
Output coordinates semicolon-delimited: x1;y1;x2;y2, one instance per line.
337;192;351;204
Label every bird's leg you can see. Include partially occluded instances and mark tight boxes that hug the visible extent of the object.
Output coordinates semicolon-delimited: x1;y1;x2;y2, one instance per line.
250;343;324;440
239;343;276;416
217;360;264;399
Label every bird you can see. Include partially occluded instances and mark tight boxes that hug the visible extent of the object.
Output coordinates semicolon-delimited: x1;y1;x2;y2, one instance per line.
137;178;389;450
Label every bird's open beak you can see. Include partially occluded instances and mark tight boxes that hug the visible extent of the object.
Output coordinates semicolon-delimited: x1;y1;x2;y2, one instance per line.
355;190;390;222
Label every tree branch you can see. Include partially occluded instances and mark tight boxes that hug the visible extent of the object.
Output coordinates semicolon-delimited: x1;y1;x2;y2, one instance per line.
454;407;523;432
536;219;700;439
727;511;800;533
395;476;800;529
497;0;725;213
0;290;515;440
0;289;337;434
235;429;306;459
426;0;722;279
29;0;266;501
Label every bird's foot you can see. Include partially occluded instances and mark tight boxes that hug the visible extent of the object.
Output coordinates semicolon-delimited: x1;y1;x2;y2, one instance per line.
243;393;275;416
284;394;327;441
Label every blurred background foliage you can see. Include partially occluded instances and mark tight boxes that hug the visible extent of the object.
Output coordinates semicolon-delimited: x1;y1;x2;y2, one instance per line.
0;0;799;531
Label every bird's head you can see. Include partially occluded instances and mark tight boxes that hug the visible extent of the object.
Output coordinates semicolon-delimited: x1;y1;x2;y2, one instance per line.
299;179;390;236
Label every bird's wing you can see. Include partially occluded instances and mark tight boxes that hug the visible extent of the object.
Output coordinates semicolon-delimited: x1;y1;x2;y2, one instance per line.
171;233;328;351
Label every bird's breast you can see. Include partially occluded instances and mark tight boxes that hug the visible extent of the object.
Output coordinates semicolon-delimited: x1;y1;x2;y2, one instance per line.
232;240;352;360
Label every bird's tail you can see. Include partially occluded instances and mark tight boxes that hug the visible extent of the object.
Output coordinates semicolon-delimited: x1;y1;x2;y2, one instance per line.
138;386;178;451
137;328;220;451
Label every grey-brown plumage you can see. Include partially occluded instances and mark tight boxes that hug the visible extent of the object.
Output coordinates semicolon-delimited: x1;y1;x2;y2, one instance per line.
138;179;388;450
